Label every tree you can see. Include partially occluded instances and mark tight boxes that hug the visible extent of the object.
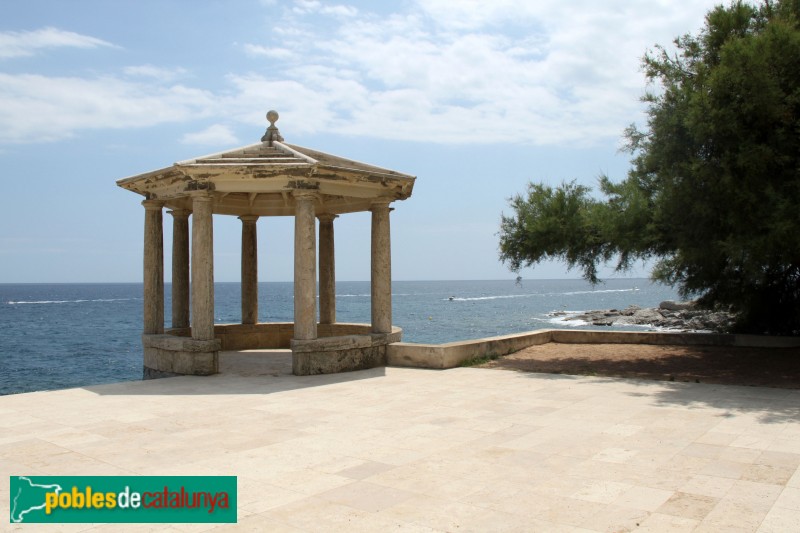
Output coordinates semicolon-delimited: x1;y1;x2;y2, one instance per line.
499;0;800;335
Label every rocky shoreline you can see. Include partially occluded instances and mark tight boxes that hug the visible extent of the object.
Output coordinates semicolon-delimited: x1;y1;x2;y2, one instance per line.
551;300;735;333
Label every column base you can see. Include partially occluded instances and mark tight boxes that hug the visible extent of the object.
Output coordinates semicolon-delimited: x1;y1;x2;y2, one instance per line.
142;334;220;378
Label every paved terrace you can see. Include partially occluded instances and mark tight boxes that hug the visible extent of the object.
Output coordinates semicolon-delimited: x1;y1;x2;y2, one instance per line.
2;350;799;532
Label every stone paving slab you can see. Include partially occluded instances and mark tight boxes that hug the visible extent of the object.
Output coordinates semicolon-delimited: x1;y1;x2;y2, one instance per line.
1;350;799;532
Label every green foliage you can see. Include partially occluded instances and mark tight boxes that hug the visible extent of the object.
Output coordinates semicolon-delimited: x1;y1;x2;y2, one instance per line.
459;353;500;367
500;0;800;335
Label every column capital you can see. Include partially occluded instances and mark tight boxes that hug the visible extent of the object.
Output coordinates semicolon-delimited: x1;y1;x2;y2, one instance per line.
292;190;318;201
142;199;164;210
369;199;393;211
168;209;191;219
189;192;214;202
238;214;259;223
317;213;338;223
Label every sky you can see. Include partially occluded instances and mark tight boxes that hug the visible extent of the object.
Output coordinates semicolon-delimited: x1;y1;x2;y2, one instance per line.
0;0;722;283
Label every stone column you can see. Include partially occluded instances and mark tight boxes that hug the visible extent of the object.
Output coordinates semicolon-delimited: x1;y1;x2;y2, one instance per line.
318;214;337;325
371;201;392;334
143;200;164;335
239;215;259;325
169;209;190;329
191;194;215;341
293;192;317;340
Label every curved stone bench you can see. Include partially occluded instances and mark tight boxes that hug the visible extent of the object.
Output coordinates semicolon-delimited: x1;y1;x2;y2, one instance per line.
143;322;402;378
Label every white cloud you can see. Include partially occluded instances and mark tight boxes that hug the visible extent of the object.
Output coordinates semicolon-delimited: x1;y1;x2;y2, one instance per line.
0;27;115;59
242;44;295;60
291;0;357;17
123;65;188;81
232;0;720;146
413;0;519;30
0;73;215;143
180;124;239;146
222;74;343;135
0;2;722;146
319;4;358;17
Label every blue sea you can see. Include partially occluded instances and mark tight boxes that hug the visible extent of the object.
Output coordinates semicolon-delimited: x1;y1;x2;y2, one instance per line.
0;279;679;395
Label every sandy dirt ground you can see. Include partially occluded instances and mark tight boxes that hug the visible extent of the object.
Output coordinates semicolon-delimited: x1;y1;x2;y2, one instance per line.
479;343;800;388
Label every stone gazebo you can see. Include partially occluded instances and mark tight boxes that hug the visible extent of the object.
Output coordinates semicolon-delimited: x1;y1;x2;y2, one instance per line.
117;111;415;377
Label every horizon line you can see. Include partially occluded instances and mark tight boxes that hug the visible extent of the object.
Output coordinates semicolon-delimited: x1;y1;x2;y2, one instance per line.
0;277;655;285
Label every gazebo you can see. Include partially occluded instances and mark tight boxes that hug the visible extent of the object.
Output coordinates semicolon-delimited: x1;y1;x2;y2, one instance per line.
117;111;415;377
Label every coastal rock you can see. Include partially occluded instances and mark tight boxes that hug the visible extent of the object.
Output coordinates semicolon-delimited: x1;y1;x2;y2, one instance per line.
632;308;664;323
659;300;696;311
560;303;734;332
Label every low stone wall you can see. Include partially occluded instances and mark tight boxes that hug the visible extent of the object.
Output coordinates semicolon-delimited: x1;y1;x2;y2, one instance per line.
292;328;402;375
142;334;221;377
149;323;799;376
150;322;398;377
216;323;294;350
387;330;552;369
165;322;376;351
386;329;800;370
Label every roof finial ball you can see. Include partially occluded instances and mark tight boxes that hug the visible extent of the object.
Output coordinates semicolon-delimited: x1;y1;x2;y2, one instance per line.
261;109;284;146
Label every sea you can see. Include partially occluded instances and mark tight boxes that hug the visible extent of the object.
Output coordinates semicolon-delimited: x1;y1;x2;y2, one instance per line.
0;279;680;396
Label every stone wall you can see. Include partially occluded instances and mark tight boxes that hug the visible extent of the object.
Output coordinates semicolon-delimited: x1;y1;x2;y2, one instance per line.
291;328;402;375
150;323;397;377
165;322;377;351
387;329;800;370
142;334;220;377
